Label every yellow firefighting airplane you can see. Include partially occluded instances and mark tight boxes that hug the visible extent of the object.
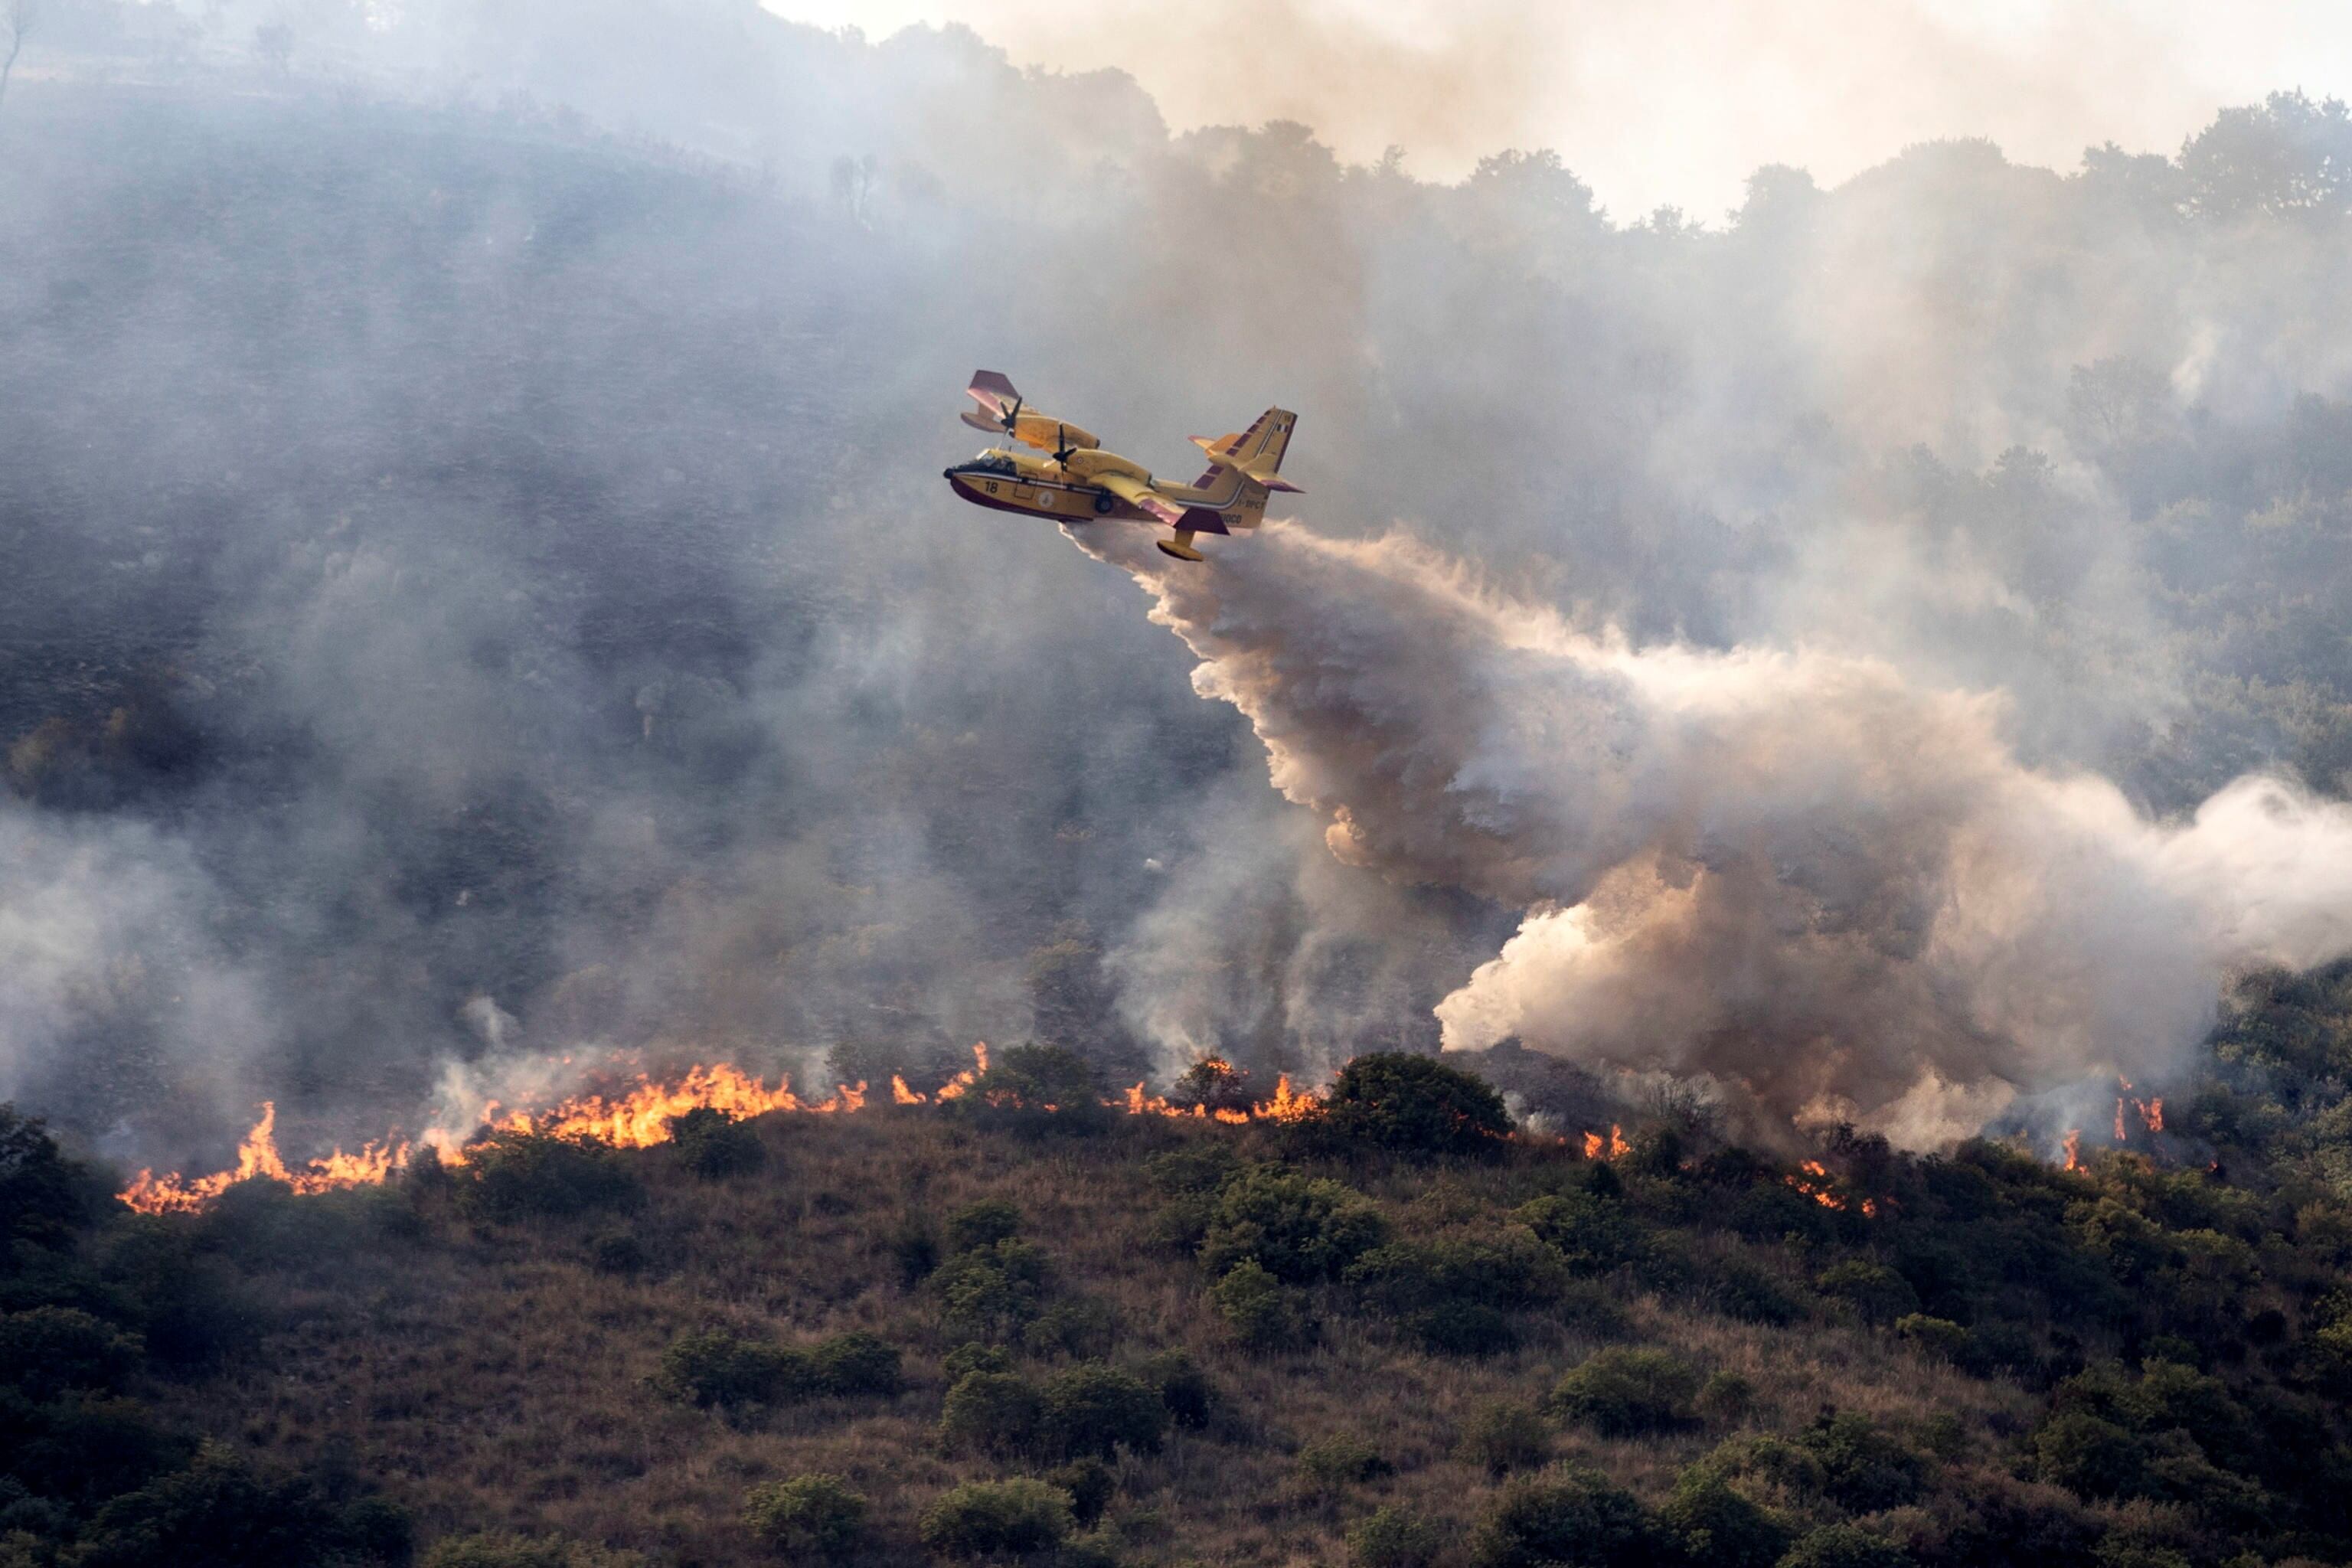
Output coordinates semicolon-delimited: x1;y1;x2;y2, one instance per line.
941;371;1301;561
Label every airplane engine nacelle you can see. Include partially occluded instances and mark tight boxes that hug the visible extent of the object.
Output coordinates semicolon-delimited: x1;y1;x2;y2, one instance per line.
1008;413;1099;452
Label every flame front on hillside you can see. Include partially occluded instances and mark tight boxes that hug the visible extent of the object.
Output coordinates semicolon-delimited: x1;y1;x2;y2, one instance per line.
118;1044;1330;1214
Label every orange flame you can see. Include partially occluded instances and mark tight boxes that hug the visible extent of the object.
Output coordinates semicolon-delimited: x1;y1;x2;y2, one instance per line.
1581;1125;1629;1161
2139;1096;2164;1134
119;1040;1336;1214
2062;1129;2082;1171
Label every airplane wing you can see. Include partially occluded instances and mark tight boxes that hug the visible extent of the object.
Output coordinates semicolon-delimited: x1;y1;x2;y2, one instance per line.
1097;472;1229;534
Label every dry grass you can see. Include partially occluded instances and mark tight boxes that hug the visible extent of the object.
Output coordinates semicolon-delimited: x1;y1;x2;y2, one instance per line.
148;1110;2037;1565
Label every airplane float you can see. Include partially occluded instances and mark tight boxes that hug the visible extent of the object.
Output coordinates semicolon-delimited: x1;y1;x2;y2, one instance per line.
942;371;1301;561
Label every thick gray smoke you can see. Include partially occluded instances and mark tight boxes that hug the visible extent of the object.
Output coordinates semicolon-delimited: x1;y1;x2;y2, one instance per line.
6;0;2352;1164
1076;521;2352;1145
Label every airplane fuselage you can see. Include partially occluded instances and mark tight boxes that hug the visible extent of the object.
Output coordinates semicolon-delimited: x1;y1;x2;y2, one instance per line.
941;449;1151;526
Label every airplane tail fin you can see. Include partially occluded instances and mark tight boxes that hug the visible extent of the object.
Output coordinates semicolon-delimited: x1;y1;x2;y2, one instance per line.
1189;408;1302;493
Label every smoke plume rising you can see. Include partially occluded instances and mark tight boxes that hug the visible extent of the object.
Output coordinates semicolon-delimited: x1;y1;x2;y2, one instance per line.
1076;519;2352;1145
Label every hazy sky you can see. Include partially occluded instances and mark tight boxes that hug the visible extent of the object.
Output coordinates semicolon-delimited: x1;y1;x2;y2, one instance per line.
768;0;2352;216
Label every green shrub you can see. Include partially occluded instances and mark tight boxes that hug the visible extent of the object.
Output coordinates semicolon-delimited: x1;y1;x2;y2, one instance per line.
809;1331;901;1396
1895;1314;1969;1362
2030;1410;2146;1498
1139;1348;1216;1428
933;1239;1054;1341
1798;1412;1924;1512
890;1217;942;1287
1456;1399;1551;1477
918;1478;1074;1559
1470;1468;1656;1568
1198;1168;1389;1284
1210;1259;1314;1351
453;1132;644;1222
939;1370;1047;1456
944;1199;1024;1254
1045;1458;1115;1527
1701;1258;1803;1325
1775;1523;1913;1568
1346;1233;1567;1315
74;1443;415;1568
657;1330;805;1408
668;1107;766;1178
1814;1261;1920;1326
1347;1505;1444;1568
1143;1143;1240;1196
1296;1433;1392;1494
942;1342;1014;1382
0;1106;87;1250
1323;1054;1511;1158
742;1474;870;1562
1513;1191;1648;1274
1697;1370;1756;1424
1550;1348;1700;1436
1022;1298;1120;1360
5;1392;191;1510
590;1233;648;1276
946;1045;1111;1137
1044;1363;1168;1459
1403;1299;1517;1357
422;1533;642;1568
0;1307;142;1399
1683;1434;1827;1500
1655;1475;1789;1568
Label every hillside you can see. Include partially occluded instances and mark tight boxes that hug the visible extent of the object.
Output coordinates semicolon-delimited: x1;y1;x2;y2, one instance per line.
12;1007;2352;1567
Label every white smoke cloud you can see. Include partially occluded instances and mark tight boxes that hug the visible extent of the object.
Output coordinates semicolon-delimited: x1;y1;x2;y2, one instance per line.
1072;518;2352;1145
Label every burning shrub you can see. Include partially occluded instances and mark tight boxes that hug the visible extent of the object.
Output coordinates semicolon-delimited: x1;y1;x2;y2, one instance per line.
943;1199;1023;1253
453;1132;643;1223
1168;1056;1256;1115
1774;1524;1913;1568
1468;1468;1657;1568
946;1044;1111;1138
668;1107;766;1179
917;1478;1074;1560
1209;1259;1314;1352
1652;1475;1789;1568
0;1307;142;1400
1799;1410;1925;1512
939;1370;1047;1455
742;1473;871;1563
1042;1362;1168;1459
1044;1458;1115;1527
1295;1433;1392;1496
1513;1190;1648;1275
1548;1348;1700;1437
1456;1399;1552;1477
1815;1260;1921;1326
933;1238;1053;1341
1197;1167;1389;1284
1346;1505;1444;1568
1321;1054;1512;1159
